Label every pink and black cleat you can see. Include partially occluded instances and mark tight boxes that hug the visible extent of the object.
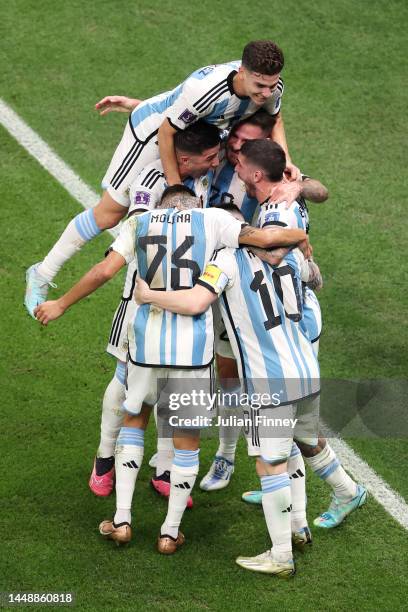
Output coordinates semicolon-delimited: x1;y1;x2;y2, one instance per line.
89;458;115;497
151;470;193;509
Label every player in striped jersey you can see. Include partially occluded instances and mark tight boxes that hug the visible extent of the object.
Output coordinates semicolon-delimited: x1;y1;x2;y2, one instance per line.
89;122;221;499
134;224;318;576
25;41;300;316
236;139;366;528
201;116;328;493
35;187;308;553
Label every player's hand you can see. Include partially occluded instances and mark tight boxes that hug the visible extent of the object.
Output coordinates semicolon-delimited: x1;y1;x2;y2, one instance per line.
284;161;302;182
268;177;302;208
34;300;66;325
95;96;142;116
134;278;150;304
298;237;312;260
306;260;323;292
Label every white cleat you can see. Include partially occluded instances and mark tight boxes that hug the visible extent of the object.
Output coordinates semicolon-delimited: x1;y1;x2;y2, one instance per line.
25;263;56;318
236;550;295;577
199;456;234;491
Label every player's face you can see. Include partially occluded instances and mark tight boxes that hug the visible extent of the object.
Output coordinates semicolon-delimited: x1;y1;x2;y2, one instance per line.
235;153;257;197
226;123;266;166
240;68;281;105
186;144;220;177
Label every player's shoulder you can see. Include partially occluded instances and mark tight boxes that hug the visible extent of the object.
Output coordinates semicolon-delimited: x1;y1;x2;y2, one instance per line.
188;60;241;82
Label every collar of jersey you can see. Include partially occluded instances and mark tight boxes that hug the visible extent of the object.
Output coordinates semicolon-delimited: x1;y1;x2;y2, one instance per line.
227;70;249;100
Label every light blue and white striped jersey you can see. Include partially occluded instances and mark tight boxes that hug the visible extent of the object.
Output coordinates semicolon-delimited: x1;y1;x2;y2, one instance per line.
129;62;283;140
257;196;321;344
111;208;242;368
118;161;214;300
210;157;259;223
198;248;320;404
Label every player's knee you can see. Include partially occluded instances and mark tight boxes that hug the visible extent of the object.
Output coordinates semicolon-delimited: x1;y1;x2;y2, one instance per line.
94;195;127;229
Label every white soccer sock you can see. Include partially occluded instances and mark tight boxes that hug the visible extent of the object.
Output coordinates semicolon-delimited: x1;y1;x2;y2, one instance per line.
306;443;357;502
288;443;308;532
114;427;144;525
216;386;242;462
160;449;199;539
97;362;126;458
38;209;101;282
261;473;292;563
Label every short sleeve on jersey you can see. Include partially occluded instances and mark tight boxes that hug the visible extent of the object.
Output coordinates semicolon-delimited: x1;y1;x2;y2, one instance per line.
111;216;137;264
205;207;242;249
197;248;237;294
258;202;300;230
128;163;166;213
165;70;234;131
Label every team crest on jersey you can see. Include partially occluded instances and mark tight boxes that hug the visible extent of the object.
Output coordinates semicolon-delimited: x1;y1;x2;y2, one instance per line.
133;191;151;205
178;109;197;124
201;177;209;189
265;211;280;222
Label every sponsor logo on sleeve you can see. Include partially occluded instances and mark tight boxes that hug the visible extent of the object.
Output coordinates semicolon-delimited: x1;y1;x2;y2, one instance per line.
178;109;198;124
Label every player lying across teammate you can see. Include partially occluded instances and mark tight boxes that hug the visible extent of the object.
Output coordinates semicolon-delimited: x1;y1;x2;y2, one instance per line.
25;40;301;317
35;186;308;556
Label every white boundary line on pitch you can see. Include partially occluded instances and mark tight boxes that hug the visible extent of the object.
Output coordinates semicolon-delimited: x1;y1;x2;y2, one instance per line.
1;97;407;531
0;99;119;238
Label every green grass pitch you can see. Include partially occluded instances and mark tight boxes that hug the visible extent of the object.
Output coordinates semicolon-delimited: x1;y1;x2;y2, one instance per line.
1;0;407;610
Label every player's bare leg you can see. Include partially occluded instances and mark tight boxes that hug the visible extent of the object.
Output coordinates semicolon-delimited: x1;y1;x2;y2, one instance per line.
158;429;200;554
298;437;367;528
25;191;126;317
89;360;125;497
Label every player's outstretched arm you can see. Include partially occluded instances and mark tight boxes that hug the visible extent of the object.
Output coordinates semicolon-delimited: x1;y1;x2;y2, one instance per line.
95;96;142;115
34;252;126;325
238;224;308;251
301;178;329;203
135;279;216;316
158;119;182;186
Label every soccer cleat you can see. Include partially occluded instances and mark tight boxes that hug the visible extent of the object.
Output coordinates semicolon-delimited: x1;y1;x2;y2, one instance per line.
25;263;56;318
157;531;185;555
313;484;367;529
151;471;193;508
199;456;234;491
89;459;115;497
149;452;158;468
236;550;295;577
99;520;132;545
292;526;312;551
241;490;263;505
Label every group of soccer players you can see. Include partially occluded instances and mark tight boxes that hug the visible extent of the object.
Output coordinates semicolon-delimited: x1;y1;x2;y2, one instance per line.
27;40;367;577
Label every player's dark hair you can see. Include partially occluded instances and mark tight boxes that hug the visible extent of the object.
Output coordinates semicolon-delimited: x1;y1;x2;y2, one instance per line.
159;184;200;210
214;202;242;215
240;139;286;182
242;41;284;75
174;120;221;154
230;109;277;138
